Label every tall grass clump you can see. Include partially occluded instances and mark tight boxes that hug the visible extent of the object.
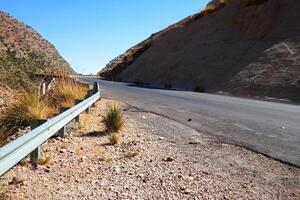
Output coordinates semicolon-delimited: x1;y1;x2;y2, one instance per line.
44;77;88;108
101;105;124;133
0;92;49;138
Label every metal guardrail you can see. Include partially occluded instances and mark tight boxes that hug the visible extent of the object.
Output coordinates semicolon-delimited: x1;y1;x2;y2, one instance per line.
0;83;100;176
70;75;102;79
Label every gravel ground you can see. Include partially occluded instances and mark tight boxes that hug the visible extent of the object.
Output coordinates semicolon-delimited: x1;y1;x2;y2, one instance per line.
0;98;299;200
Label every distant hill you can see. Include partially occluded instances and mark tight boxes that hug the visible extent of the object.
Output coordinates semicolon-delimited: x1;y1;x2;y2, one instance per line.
99;0;300;102
0;11;75;91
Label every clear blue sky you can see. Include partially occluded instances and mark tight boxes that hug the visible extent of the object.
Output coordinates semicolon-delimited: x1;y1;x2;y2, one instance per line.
0;0;209;74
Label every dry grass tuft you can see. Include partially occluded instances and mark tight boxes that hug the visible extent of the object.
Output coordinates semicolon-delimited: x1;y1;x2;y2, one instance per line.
0;76;88;143
95;146;112;161
124;151;138;158
108;133;121;145
79;112;89;132
0;182;7;198
101;105;124;133
0;92;50;138
36;156;51;165
44;77;88;108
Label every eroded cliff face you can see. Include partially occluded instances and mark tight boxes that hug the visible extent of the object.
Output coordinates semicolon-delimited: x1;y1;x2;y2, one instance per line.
100;0;300;102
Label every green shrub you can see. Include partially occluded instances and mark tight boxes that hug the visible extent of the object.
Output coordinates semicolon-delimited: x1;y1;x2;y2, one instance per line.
101;105;124;133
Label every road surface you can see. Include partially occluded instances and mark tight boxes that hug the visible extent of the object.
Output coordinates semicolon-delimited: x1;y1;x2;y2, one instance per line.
81;78;300;167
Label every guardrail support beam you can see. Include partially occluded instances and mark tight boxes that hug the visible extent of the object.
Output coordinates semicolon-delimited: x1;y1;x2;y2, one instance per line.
75;100;82;122
30;120;47;163
30;147;41;163
57;107;69;137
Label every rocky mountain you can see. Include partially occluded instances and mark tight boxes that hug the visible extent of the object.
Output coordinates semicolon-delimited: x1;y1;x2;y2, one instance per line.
0;11;75;90
99;0;300;102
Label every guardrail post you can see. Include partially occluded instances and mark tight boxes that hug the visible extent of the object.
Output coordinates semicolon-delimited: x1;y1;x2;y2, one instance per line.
93;82;99;93
57;107;69;137
91;82;99;107
85;90;93;113
75;100;82;122
30;119;47;163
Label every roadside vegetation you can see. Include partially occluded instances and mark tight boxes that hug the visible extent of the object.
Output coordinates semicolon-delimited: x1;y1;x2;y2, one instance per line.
0;77;88;145
101;105;124;133
0;181;8;200
101;105;124;145
43;77;88;108
108;132;121;145
124;151;138;158
0;92;50;138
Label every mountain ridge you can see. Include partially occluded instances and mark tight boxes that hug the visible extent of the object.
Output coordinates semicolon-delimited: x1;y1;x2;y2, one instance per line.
0;11;75;90
99;0;300;102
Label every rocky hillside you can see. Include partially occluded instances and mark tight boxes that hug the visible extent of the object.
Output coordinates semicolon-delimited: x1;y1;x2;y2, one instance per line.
0;11;74;90
99;0;300;102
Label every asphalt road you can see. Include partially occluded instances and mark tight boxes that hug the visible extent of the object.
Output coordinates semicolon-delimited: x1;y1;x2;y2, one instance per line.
81;78;300;167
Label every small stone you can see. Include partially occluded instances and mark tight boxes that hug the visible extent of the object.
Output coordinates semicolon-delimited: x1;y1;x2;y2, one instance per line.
178;174;183;179
10;174;28;185
59;149;66;153
163;157;174;162
183;189;193;194
179;186;186;191
158;137;164;140
141;116;146;119
188;118;192;122
22;181;28;186
137;173;145;178
79;156;86;162
188;141;200;145
115;166;121;174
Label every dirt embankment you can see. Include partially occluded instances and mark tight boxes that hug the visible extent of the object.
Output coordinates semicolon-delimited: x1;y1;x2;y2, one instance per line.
100;0;300;102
